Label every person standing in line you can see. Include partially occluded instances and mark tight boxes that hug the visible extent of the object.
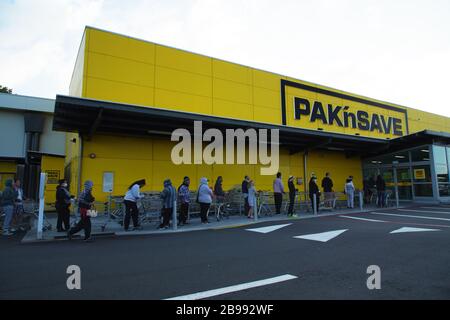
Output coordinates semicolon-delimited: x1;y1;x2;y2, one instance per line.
241;175;250;216
1;179;18;236
68;180;95;242
247;180;257;219
124;179;146;231
321;172;334;207
178;176;190;226
55;179;73;232
198;177;213;224
214;176;225;203
376;174;386;208
11;179;25;233
160;179;176;229
309;176;320;213
287;176;297;217
273;172;284;215
345;177;355;209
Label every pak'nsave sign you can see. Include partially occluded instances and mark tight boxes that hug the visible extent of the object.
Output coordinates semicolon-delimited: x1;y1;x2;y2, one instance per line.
280;80;409;138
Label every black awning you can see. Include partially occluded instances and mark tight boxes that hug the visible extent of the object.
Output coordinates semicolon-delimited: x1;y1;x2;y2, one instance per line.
53;95;391;156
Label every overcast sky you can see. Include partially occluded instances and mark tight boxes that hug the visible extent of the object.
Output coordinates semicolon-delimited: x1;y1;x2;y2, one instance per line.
1;0;449;117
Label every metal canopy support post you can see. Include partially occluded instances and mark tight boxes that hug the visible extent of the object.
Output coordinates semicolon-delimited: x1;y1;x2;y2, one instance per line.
313;193;317;215
359;191;363;211
37;172;46;240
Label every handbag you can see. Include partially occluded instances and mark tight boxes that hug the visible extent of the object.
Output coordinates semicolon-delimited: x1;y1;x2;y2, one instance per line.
87;205;98;218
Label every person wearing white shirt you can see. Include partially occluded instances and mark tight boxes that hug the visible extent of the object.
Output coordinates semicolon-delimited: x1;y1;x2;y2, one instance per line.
124;179;146;231
344;177;355;209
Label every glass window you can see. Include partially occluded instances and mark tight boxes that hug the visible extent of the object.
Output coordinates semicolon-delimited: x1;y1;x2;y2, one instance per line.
433;145;447;165
411;147;430;162
436;164;449;183
439;184;450;197
414;184;433;197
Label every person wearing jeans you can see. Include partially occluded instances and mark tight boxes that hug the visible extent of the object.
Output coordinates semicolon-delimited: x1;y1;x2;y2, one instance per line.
273;172;284;215
1;179;17;236
124;179;146;231
345;178;355;209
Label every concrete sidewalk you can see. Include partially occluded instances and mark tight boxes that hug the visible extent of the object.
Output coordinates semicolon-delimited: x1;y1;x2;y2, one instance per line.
20;205;398;243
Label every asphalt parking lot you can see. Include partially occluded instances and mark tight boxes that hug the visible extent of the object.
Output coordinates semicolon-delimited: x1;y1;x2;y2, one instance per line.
1;204;449;300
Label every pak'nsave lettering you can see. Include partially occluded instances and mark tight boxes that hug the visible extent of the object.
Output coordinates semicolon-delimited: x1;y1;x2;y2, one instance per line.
294;97;403;136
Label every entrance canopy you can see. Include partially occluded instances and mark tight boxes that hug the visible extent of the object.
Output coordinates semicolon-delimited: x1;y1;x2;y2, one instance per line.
53;95;447;157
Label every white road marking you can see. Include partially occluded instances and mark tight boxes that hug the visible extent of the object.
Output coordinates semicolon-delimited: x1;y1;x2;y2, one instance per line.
339;215;386;223
420;207;450;210
293;229;348;242
246;223;292;234
398;209;450;215
371;212;450;222
164;274;298;300
390;227;441;234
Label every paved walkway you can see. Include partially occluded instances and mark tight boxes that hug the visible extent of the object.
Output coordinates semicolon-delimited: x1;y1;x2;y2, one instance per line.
21;205;399;243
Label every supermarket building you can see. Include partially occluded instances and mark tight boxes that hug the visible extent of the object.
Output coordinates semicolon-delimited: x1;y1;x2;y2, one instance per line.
48;26;450;204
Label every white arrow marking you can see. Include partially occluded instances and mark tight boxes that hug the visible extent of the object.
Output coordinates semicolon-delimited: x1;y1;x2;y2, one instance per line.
245;223;292;234
390;227;441;234
293;229;348;242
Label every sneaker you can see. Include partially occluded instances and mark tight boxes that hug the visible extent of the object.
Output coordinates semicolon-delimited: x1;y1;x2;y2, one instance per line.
292;214;298;218
10;228;17;233
84;237;93;243
164;225;169;229
132;226;143;231
3;231;13;236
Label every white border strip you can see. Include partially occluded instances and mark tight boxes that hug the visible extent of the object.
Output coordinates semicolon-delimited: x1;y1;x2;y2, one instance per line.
399;209;450;215
371;212;450;222
164;274;298;300
339;215;386;223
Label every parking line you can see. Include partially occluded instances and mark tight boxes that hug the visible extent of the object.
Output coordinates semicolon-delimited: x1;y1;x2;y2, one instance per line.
164;274;298;300
371;212;450;222
398;209;450;215
420;207;450;211
339;215;386;223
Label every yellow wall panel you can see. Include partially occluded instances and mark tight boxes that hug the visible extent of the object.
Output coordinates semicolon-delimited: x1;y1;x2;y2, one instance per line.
88;28;155;64
87;52;155;88
253;87;280;109
213;99;253;121
155;44;212;76
155;66;212;97
253;106;282;124
83;134;153;160
213;59;252;84
213;78;252;105
85;77;154;107
253;69;284;91
154;88;212;114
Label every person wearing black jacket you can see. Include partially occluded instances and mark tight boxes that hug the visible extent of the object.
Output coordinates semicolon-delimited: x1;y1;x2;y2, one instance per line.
309;176;320;213
321;172;334;207
55;179;73;232
376;175;386;208
287;176;296;217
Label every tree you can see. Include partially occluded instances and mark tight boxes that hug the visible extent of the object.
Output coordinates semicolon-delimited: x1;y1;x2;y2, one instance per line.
0;85;13;94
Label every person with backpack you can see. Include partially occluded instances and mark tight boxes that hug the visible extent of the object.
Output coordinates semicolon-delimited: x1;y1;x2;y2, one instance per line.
160;179;176;229
178;176;190;226
55;179;73;232
124;179;146;231
198;177;213;224
1;179;18;236
68;180;95;242
287;176;297;217
376;174;387;208
345;177;355;209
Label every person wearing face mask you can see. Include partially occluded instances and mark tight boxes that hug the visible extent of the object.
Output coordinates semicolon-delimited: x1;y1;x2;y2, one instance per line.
55;179;73;232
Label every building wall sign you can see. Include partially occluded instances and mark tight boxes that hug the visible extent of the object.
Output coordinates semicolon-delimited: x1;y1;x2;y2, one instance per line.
281;80;409;139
